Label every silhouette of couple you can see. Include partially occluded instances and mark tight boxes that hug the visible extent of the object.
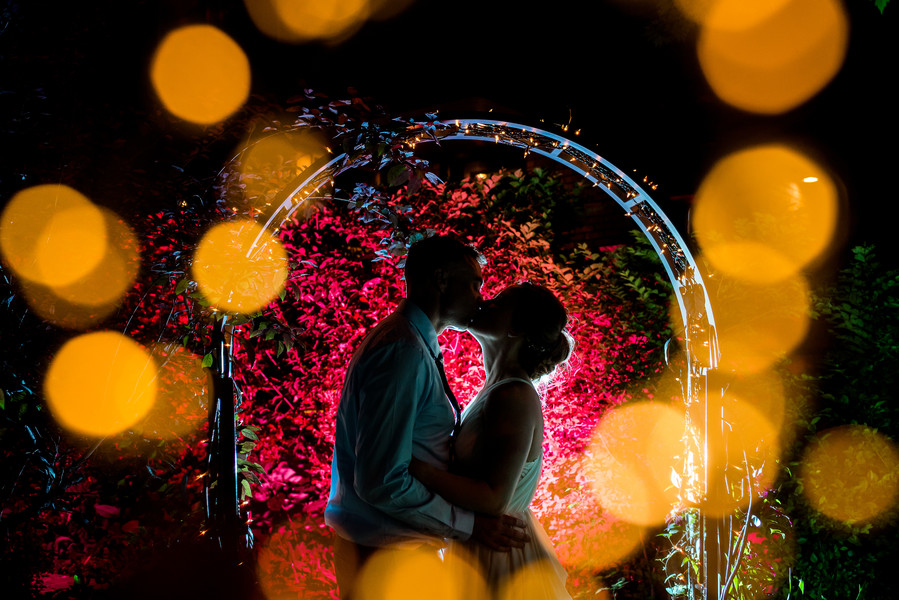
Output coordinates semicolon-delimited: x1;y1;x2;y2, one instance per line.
325;235;572;599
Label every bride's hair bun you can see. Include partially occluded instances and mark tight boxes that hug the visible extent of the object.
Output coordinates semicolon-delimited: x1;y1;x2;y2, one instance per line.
510;283;573;382
528;329;574;382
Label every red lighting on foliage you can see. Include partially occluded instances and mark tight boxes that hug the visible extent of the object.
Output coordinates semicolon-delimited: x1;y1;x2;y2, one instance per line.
19;168;670;596
220;173;669;594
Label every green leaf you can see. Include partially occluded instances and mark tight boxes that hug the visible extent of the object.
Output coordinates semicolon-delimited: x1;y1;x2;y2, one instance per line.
201;353;214;368
175;278;190;295
0;388;5;411
240;478;252;500
387;163;410;187
238;458;265;473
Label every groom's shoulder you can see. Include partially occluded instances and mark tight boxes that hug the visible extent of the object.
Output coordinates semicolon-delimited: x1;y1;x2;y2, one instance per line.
358;310;423;354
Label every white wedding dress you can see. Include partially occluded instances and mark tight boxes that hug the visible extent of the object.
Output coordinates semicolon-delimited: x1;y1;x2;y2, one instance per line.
450;378;571;599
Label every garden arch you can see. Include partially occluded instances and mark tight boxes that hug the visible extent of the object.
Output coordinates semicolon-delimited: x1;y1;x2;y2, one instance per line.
246;119;735;599
258;119;718;367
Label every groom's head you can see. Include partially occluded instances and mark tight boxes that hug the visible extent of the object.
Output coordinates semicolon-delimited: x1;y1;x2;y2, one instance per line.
404;236;485;332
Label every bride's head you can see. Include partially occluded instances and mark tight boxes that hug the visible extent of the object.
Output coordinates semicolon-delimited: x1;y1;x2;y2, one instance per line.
471;282;573;382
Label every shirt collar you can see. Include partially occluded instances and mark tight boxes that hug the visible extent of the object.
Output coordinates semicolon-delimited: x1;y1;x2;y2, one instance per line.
399;300;441;361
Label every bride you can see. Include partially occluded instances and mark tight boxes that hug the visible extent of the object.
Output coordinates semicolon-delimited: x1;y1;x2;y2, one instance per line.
411;282;573;599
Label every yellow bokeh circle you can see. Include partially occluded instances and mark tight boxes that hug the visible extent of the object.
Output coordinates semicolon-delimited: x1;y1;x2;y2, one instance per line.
20;280;121;330
697;0;847;114
234;129;328;214
693;0;793;30
556;510;646;573
245;0;371;44
44;332;158;437
497;559;572;600
1;184;108;287
692;144;838;284
133;344;211;439
356;545;488;600
51;212;139;307
712;273;810;374
150;25;250;124
587;401;686;526
704;396;781;516
800;425;899;524
192;219;288;313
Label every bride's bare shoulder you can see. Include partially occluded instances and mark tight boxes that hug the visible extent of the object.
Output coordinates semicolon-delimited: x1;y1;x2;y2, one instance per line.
482;380;541;422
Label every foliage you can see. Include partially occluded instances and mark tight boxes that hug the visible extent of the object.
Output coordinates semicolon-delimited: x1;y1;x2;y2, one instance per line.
1;100;680;599
768;245;899;600
0;245;213;597
11;96;897;599
653;243;899;600
224;165;677;599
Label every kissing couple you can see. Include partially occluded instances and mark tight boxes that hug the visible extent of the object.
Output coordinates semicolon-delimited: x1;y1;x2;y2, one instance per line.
325;235;573;599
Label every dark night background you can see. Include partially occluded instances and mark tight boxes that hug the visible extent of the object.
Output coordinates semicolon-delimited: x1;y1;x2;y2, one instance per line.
2;0;897;255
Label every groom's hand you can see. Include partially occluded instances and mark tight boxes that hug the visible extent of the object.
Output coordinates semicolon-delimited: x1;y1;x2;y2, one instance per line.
471;514;529;551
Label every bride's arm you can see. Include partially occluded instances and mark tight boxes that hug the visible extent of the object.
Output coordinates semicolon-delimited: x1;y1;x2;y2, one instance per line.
409;382;540;516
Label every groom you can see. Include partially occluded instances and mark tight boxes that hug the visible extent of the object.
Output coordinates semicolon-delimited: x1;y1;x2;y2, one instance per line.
325;235;528;599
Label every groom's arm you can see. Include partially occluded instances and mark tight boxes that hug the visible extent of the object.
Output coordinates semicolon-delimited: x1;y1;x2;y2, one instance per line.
352;342;474;539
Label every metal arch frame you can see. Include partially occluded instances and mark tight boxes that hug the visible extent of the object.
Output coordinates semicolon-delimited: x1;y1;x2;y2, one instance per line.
248;118;731;599
257;119;719;366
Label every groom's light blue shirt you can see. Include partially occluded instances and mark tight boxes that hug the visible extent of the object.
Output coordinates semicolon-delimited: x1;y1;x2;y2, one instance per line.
325;300;474;547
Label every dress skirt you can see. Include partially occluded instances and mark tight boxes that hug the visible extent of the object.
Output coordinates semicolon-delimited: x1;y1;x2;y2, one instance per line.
451;510;571;600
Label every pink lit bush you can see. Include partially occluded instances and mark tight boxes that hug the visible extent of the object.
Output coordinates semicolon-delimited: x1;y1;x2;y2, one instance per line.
233;170;672;597
0;161;672;597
